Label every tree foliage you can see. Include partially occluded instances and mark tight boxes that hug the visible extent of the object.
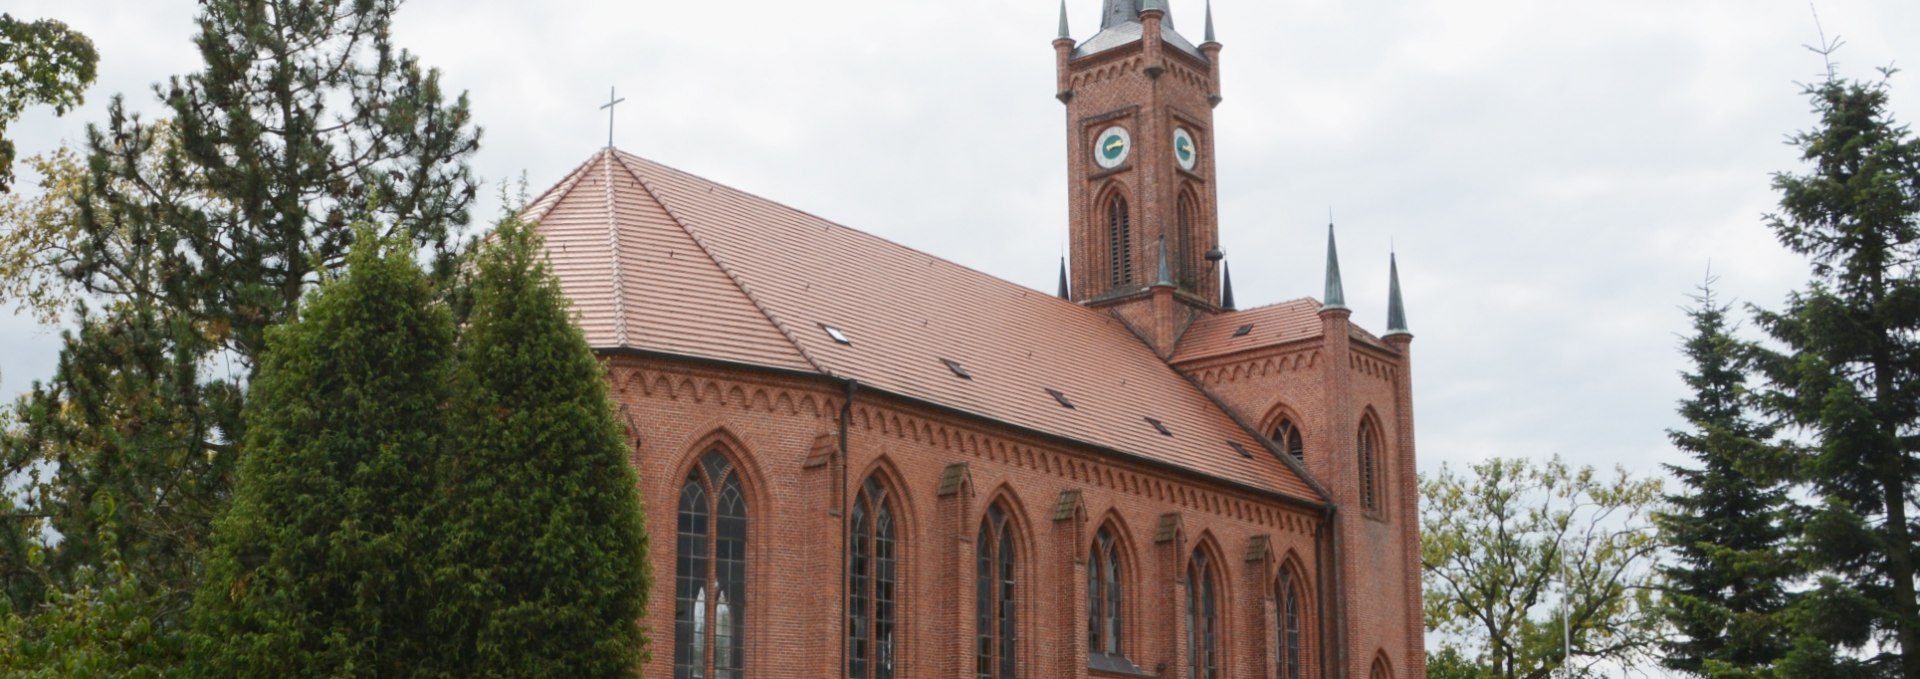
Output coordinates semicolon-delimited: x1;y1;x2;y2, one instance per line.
1656;281;1796;678
0;13;98;192
423;217;649;677
189;231;452;677
1;0;479;666
1751;70;1920;679
1422;455;1665;679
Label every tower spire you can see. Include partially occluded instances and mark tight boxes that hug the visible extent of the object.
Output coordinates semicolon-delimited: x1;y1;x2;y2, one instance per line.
1204;0;1216;42
1058;0;1071;40
1221;261;1236;310
1323;222;1346;310
1386;251;1410;335
1058;256;1071;299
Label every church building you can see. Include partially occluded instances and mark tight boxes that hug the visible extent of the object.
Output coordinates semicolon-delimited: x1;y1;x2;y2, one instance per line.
524;1;1425;677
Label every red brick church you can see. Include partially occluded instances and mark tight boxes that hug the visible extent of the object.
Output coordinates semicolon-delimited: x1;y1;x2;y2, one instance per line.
524;1;1424;677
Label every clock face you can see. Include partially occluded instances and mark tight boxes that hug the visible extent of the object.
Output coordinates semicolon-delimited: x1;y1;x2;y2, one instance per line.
1173;127;1198;171
1094;126;1131;169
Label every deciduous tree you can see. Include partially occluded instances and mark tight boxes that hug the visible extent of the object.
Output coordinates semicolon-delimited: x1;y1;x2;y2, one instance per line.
0;13;97;192
1422;456;1665;679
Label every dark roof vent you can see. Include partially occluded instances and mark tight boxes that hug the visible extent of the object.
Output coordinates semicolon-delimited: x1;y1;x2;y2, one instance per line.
941;358;972;379
1046;388;1075;409
822;324;851;345
1228;441;1254;459
1145;417;1172;436
1233;323;1253;337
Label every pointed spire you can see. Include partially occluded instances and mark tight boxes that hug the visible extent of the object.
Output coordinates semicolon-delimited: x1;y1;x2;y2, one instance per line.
1386;252;1410;336
1221;261;1236;310
1322;223;1346;310
1058;256;1071;299
1058;0;1072;39
1204;0;1216;42
1155;235;1173;286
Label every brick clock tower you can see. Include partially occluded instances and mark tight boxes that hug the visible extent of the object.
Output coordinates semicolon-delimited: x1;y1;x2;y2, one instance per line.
1055;0;1224;355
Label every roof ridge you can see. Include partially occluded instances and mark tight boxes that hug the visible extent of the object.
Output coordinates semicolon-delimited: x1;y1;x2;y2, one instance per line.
600;150;631;346
521;151;600;224
608;152;830;376
612;150;1109;318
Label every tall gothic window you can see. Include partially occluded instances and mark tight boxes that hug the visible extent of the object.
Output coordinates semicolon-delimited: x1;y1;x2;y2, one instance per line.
977;504;1017;679
1371;656;1393;679
1176;192;1196;287
1087;526;1124;657
676;452;747;679
849;478;898;679
1107;194;1132;288
1276;568;1305;679
1273;419;1304;462
1358;418;1381;513
1186;549;1220;679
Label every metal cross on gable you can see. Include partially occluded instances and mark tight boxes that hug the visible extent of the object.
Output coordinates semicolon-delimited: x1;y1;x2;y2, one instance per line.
600;86;627;148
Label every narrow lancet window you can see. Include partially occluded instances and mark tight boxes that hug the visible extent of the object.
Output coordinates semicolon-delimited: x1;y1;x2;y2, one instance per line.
1277;568;1305;679
1186;550;1220;679
1273;419;1304;462
849;478;898;679
1107;194;1132;288
1087;527;1124;657
676;451;748;679
1358;419;1381;513
976;504;1017;679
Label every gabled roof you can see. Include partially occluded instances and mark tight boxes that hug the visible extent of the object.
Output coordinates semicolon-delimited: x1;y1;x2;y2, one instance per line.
529;149;1318;501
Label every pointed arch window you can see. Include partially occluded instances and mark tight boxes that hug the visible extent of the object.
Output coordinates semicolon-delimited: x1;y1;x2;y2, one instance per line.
1276;567;1306;679
1358;419;1381;513
1272;419;1304;462
1087;526;1124;658
1186;549;1220;679
849;478;898;679
1370;656;1393;679
1176;192;1197;287
676;452;747;679
977;504;1018;679
1107;193;1133;288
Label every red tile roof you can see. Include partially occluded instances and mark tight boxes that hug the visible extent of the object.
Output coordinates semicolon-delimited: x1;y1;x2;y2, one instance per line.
1172;298;1326;364
529;149;1320;501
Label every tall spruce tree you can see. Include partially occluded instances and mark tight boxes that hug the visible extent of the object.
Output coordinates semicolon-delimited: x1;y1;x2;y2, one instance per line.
1657;281;1795;678
1752;70;1920;678
189;232;451;677
1;0;478;646
424;217;649;677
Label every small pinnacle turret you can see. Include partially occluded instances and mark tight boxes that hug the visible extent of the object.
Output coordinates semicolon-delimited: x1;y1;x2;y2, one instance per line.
1322;223;1346;310
1058;257;1071;299
1221;261;1236;310
1155;235;1173;286
1058;0;1071;40
1386;252;1409;336
1204;0;1216;42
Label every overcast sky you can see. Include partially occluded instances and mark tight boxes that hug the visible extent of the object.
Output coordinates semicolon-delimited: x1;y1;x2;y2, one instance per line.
5;0;1919;486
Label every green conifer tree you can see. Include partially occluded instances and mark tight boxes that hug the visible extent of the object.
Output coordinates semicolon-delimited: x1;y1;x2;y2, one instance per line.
189;232;452;677
1656;281;1795;678
423;216;649;677
1752;70;1920;679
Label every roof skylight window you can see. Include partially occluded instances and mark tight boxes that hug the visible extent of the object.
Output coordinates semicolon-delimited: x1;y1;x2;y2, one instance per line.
822;324;851;345
1233;324;1253;337
1229;441;1254;459
1047;388;1075;409
941;358;972;379
1145;417;1172;436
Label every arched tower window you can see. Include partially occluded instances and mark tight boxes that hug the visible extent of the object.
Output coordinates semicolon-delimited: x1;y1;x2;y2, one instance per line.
1186;549;1220;679
676;451;747;679
1358;418;1382;513
1370;655;1394;679
1107;193;1132;289
1275;567;1308;679
1176;191;1197;288
1087;526;1124;657
1272;419;1304;462
977;503;1018;679
849;477;898;679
